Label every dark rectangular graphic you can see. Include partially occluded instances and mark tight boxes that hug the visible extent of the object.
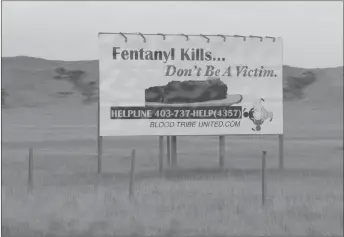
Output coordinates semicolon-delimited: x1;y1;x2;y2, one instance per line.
110;106;242;119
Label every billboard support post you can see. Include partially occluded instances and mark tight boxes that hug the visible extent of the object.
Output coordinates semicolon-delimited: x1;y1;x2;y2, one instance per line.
279;134;284;170
171;136;177;167
219;136;225;169
167;136;171;166
159;136;164;175
261;151;267;206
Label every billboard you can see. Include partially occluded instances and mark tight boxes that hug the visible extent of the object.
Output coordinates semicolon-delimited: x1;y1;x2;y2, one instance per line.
98;33;283;136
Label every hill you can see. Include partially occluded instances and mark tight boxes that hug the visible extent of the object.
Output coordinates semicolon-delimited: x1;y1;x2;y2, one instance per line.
1;56;98;108
1;56;343;139
1;56;342;109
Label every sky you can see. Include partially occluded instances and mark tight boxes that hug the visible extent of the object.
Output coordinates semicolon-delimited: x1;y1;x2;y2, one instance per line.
1;1;343;68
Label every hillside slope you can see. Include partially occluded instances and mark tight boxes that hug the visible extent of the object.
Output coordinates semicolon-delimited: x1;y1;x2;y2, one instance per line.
2;56;342;109
1;57;98;108
1;56;343;140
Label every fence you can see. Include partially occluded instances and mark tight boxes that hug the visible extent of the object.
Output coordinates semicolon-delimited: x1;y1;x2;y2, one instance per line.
96;134;284;173
19;135;278;202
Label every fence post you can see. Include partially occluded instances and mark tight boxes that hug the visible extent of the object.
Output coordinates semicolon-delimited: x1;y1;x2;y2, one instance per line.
129;149;136;199
167;136;171;166
28;147;33;192
279;134;284;170
262;151;267;206
159;136;164;176
219;136;225;169
98;136;102;174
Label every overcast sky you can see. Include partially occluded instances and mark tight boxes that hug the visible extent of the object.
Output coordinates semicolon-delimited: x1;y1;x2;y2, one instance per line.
2;1;343;68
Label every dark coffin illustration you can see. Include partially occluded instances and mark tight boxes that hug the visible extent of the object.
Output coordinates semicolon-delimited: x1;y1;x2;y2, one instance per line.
145;78;228;103
145;78;242;107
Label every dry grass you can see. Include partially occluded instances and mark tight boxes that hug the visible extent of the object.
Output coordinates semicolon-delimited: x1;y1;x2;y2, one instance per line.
2;175;343;237
2;113;343;236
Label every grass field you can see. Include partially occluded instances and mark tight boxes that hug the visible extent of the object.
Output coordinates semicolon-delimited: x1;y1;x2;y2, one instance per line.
1;57;343;236
2;101;343;237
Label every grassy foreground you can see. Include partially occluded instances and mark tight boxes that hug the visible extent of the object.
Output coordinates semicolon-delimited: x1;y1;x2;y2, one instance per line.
2;174;343;237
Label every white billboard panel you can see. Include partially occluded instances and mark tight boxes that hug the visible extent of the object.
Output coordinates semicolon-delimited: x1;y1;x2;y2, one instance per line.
98;33;283;136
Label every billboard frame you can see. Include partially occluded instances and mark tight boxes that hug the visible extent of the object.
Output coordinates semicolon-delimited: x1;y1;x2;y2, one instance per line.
96;32;284;174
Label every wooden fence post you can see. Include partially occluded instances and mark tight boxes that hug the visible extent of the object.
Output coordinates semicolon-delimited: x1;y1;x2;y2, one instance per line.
129;149;136;199
97;81;102;174
28;147;33;192
98;136;102;174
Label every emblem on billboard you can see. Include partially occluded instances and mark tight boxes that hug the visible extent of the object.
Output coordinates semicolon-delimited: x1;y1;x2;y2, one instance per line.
243;98;273;131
